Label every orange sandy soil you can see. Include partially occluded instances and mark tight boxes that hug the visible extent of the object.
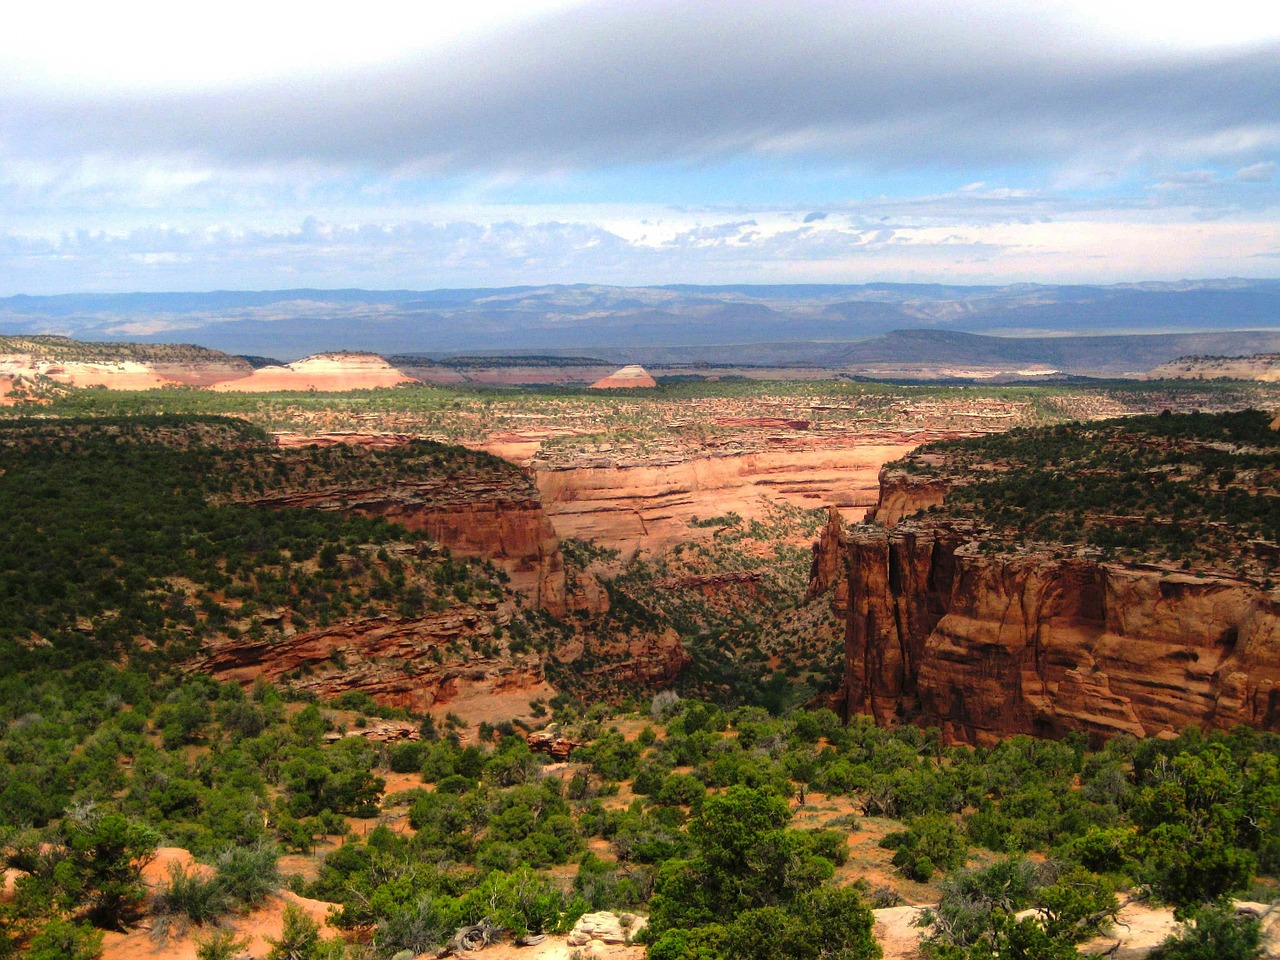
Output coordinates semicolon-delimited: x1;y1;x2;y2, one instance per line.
790;795;947;905
101;848;341;960
0;376;16;405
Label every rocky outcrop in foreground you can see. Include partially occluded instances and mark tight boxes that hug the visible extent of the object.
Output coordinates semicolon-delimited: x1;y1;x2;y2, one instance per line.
811;510;1280;746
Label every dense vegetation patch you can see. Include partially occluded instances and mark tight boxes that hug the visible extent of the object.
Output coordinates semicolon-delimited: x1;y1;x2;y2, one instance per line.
902;409;1280;576
4;683;1278;959
0;415;506;698
0;335;240;365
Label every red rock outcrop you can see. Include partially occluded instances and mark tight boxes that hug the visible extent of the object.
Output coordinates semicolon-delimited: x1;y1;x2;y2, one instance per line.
558;628;692;688
190;612;555;717
813;519;1280;745
866;467;953;527
536;442;919;555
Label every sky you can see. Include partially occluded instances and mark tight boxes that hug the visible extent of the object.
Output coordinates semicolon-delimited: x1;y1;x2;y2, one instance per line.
2;0;1279;295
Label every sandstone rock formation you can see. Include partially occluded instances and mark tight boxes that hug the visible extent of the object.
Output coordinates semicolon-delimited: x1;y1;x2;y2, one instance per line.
209;353;415;392
189;612;556;719
589;364;657;389
0;352;251;389
0;336;254;389
537;442;919;555
568;911;647;947
811;515;1280;745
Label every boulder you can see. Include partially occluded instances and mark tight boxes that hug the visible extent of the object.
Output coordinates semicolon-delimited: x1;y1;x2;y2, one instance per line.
567;912;646;947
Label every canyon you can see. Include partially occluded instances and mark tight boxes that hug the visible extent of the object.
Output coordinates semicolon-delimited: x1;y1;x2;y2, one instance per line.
810;464;1280;746
534;441;921;554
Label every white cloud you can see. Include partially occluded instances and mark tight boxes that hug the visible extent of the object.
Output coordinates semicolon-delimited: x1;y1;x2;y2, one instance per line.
2;1;1277;293
3;210;1279;295
1237;161;1278;182
2;0;590;92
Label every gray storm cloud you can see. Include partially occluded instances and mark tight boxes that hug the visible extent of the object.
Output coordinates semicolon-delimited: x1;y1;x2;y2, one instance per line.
7;0;1279;174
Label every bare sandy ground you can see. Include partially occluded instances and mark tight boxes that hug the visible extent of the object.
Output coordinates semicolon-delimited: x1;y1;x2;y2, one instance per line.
102;891;337;960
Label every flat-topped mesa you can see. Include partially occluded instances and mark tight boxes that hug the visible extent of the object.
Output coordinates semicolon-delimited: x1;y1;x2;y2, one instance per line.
1148;352;1280;382
209;352;417;392
588;364;657;389
809;411;1280;745
0;335;253;388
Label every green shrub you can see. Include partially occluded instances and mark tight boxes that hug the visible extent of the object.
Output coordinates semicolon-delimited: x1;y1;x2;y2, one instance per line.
22;919;103;960
195;928;251;960
152;863;233;928
1149;905;1262;960
215;842;280;907
389;742;427;773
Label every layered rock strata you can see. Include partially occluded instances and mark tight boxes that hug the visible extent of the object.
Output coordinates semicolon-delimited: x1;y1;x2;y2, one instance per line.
537;442;919;554
190;612;554;718
812;511;1280;746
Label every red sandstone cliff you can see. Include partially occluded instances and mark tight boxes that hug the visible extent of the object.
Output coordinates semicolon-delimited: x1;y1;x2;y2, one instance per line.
812;507;1280;746
189;611;555;721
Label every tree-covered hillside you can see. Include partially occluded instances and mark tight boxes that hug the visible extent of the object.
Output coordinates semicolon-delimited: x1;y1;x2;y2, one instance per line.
902;409;1280;577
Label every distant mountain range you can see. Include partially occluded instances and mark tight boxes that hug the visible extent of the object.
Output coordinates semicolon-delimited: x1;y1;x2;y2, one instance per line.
2;280;1278;366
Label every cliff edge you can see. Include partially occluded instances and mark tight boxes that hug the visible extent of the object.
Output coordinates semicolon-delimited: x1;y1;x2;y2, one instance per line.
810;410;1280;744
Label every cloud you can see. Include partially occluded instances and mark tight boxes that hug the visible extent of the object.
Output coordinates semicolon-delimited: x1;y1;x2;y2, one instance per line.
4;210;1279;296
1237;161;1278;182
5;1;1279;178
803;212;828;223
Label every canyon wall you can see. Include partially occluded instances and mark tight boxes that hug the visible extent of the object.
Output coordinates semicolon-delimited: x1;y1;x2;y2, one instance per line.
537;443;919;554
813;511;1280;746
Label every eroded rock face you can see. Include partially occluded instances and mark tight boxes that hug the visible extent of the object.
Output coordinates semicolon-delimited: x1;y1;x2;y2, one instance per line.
816;520;1280;745
866;467;953;527
536;443;918;555
189;612;554;716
